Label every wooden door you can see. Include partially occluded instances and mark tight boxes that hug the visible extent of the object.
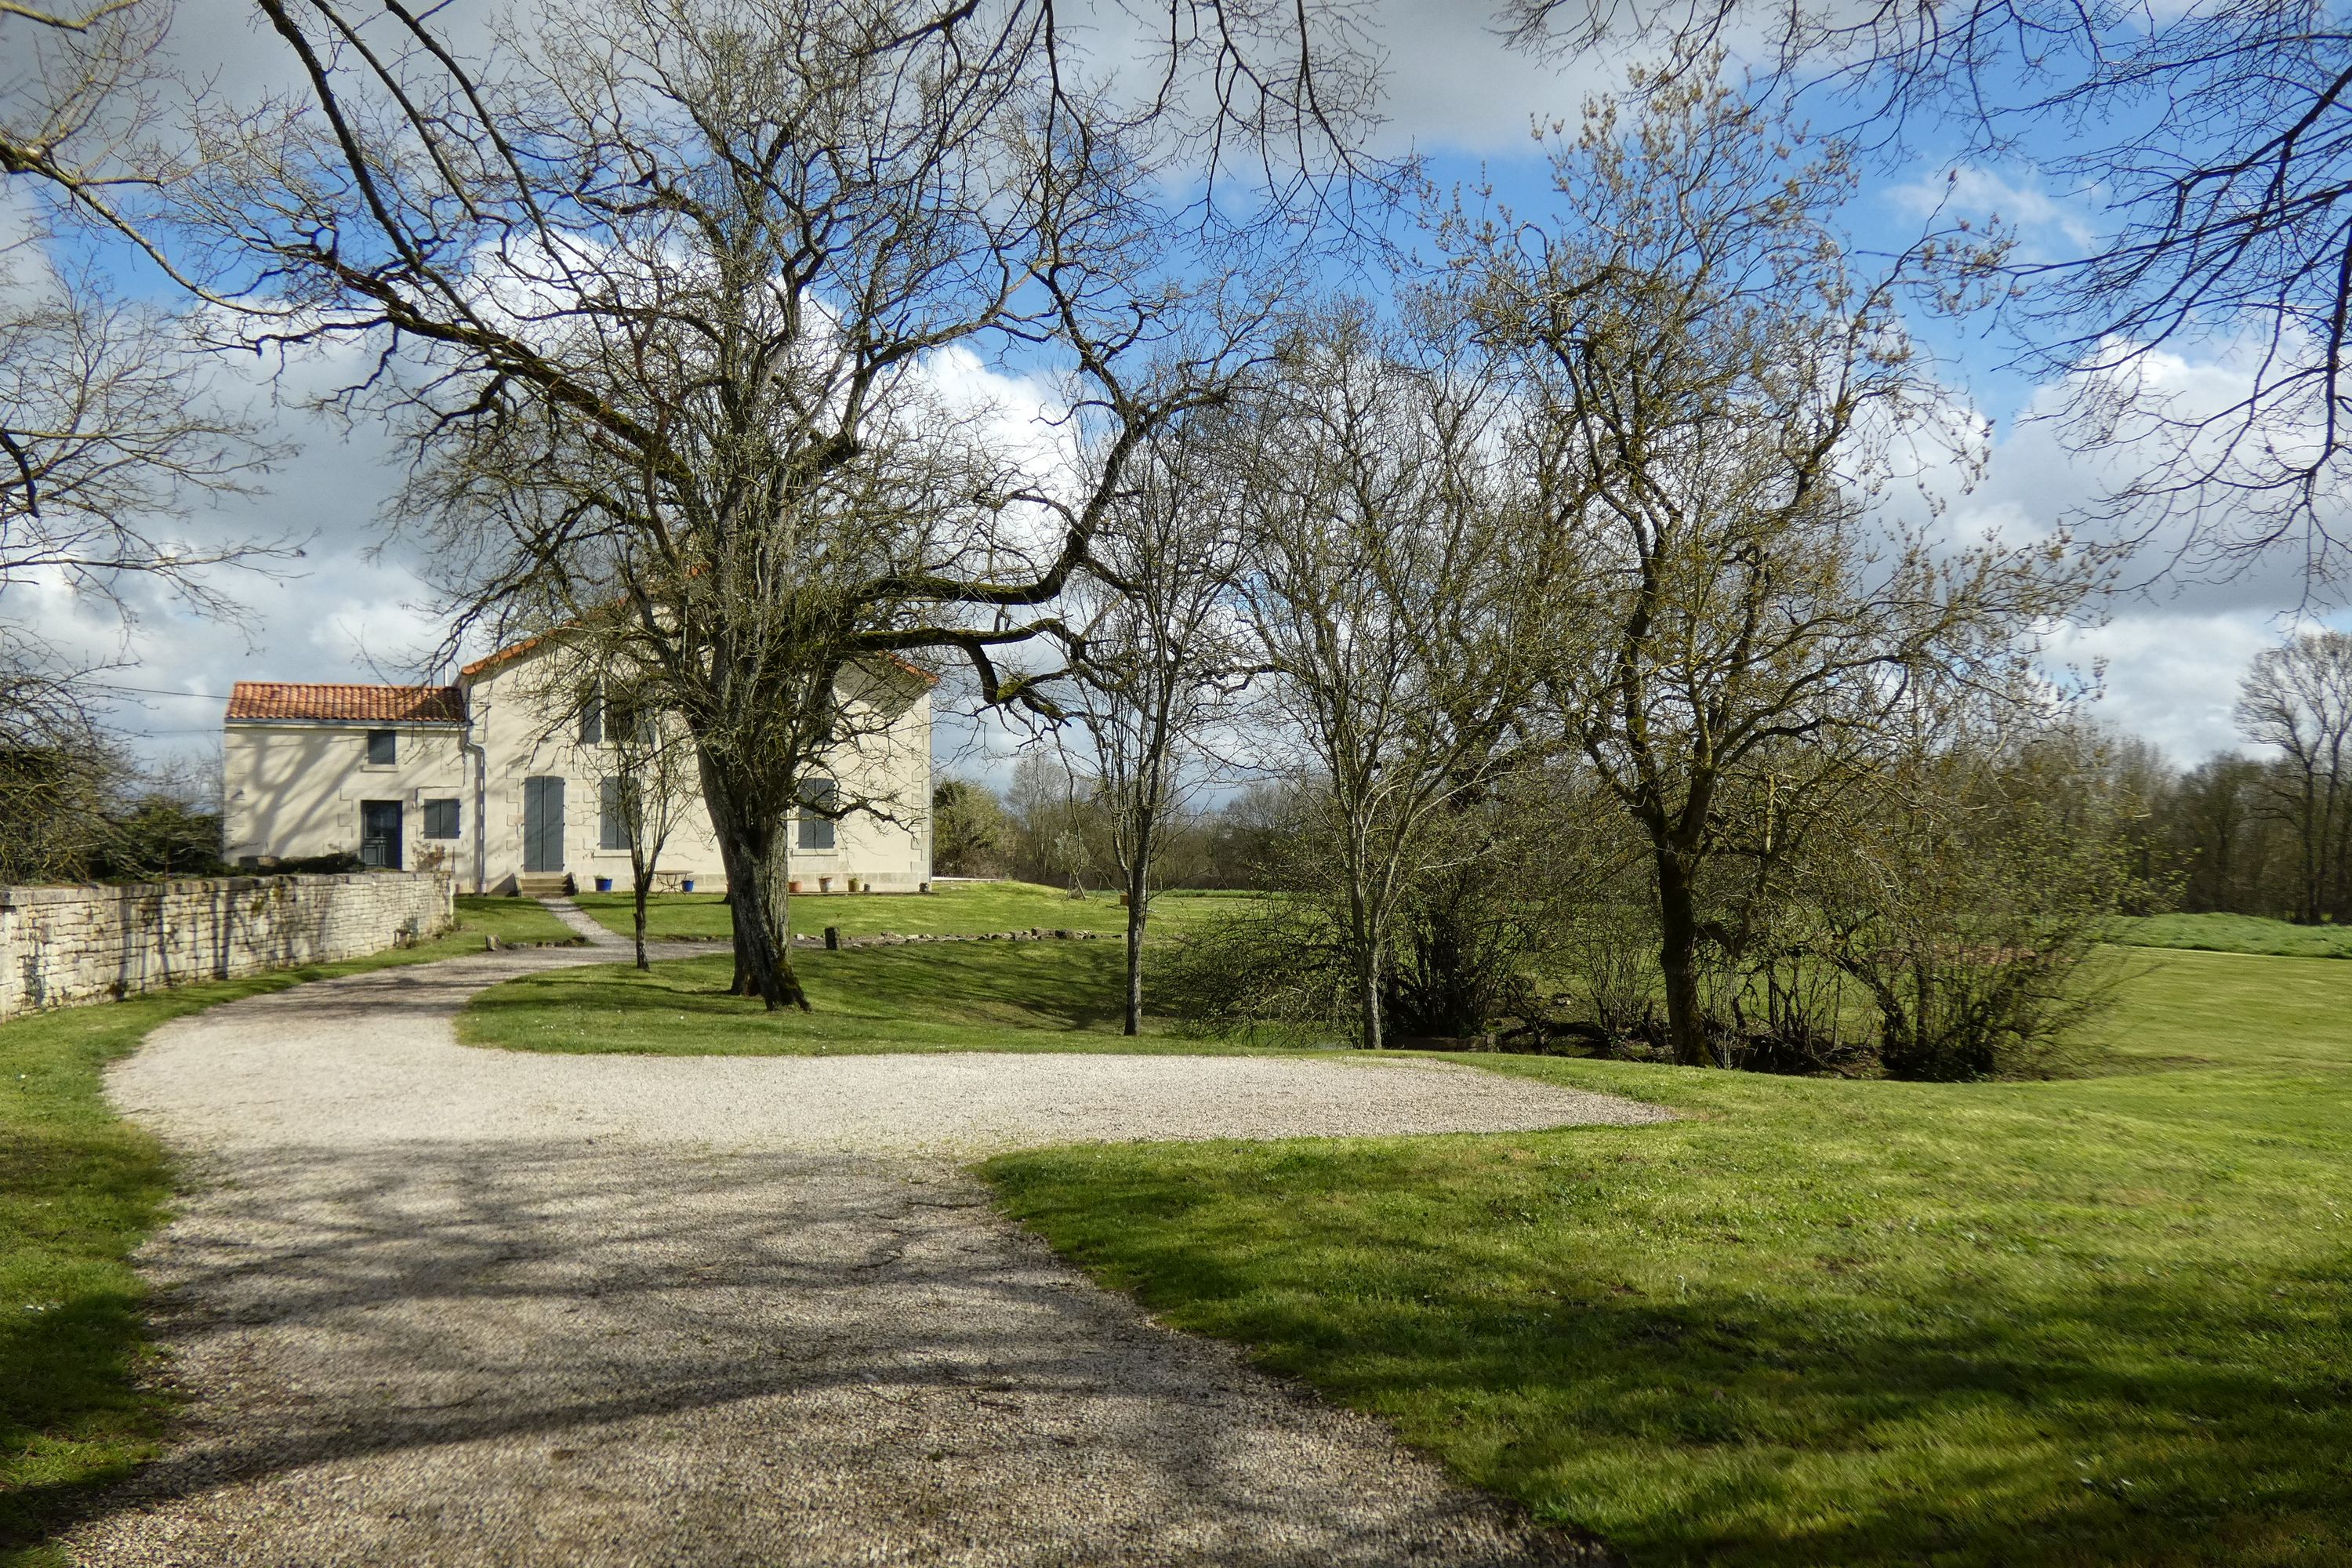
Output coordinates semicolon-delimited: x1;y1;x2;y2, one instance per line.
359;800;404;869
522;776;566;873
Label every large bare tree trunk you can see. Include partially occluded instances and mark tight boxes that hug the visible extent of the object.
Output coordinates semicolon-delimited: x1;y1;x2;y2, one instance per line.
699;752;810;1011
1654;847;1708;1066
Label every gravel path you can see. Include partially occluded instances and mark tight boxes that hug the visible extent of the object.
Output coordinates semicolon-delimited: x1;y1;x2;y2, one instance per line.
67;948;1661;1566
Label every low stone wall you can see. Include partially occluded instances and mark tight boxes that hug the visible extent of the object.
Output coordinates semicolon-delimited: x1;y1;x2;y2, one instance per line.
0;872;454;1021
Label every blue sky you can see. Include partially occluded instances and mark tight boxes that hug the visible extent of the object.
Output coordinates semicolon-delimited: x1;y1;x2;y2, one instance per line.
17;0;2324;779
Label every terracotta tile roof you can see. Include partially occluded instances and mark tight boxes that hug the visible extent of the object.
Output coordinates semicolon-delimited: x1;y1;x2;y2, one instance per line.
459;633;546;680
225;682;467;724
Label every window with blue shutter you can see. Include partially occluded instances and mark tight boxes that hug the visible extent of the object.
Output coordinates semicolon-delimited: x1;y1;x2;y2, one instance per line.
599;776;633;850
796;776;837;851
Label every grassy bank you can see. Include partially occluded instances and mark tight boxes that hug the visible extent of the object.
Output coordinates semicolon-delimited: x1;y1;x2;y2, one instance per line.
980;946;2352;1566
0;899;564;1564
2109;909;2352;959
451;893;582;946
460;940;1308;1057
568;880;1233;943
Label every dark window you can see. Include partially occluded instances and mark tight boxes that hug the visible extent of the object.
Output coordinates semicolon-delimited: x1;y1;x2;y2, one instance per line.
599;776;633;850
423;797;460;840
609;702;655;746
796;776;837;851
365;729;396;765
577;697;603;746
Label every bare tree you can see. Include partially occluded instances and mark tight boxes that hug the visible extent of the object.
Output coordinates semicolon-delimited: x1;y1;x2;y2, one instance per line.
1067;417;1251;1034
0;655;125;883
0;0;209;285
598;681;700;970
0;261;281;623
2;0;288;864
1498;0;2352;592
2236;630;2352;924
1457;74;2101;1066
1235;304;1548;1051
179;0;1324;1008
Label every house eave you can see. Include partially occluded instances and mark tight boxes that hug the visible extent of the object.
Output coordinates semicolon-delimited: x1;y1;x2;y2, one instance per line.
223;717;470;729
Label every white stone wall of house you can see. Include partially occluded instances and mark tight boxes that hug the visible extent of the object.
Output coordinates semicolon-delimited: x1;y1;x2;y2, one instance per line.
465;647;935;897
221;658;935;898
223;720;470;874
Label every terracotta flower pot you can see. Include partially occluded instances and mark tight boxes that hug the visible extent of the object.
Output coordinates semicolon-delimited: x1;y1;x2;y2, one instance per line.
788;879;802;894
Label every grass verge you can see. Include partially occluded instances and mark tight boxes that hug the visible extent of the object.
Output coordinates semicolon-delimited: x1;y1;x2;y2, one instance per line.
450;893;586;946
567;880;1230;943
459;940;1312;1056
0;901;558;1564
978;946;2352;1566
2108;909;2352;959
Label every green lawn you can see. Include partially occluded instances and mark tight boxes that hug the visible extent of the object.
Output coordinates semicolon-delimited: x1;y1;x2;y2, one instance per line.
979;946;2352;1567
452;893;583;946
0;902;561;1565
568;880;1232;942
459;938;1312;1057
2110;909;2352;959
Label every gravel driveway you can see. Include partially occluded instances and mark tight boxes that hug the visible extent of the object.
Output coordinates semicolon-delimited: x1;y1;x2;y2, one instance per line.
67;947;1661;1566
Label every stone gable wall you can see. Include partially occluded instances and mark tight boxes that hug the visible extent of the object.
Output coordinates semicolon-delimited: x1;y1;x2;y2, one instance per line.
0;873;453;1020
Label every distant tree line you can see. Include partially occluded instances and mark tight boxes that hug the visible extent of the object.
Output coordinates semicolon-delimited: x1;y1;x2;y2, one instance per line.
2132;631;2352;926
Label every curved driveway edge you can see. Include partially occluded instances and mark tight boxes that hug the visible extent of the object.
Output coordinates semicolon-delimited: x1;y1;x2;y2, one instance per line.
66;950;1655;1566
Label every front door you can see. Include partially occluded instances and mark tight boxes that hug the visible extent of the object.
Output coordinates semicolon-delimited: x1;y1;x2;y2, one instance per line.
359;800;404;869
521;776;566;873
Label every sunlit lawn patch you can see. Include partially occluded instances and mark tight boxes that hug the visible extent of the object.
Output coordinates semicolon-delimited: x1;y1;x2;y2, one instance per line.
980;946;2352;1566
459;939;1314;1057
568;880;1234;943
2110;909;2352;960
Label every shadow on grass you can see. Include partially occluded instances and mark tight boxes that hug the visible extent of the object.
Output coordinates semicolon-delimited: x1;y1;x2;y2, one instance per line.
983;1127;2352;1568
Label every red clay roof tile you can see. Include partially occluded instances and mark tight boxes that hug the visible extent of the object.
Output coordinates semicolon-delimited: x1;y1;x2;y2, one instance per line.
225;682;466;724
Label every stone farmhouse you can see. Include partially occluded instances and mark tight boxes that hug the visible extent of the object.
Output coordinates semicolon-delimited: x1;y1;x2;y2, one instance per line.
223;637;935;896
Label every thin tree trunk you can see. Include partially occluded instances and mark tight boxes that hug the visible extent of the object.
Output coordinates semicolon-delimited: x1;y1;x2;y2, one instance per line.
1655;847;1708;1066
633;872;651;970
1122;823;1149;1036
1348;865;1385;1051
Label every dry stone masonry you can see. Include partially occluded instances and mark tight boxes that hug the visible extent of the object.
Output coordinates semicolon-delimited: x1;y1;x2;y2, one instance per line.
0;873;453;1020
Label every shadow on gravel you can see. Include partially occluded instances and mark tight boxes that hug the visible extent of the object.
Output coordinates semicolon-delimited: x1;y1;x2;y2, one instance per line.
49;1139;1614;1566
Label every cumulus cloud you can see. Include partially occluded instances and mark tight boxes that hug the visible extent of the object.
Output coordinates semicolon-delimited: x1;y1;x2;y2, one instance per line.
1884;163;2100;256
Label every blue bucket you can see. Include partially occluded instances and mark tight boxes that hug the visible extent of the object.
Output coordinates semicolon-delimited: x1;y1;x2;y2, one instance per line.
593;876;613;893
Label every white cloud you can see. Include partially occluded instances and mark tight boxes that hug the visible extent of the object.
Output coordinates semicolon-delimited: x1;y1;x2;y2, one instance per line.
1884;163;2099;256
2053;611;2281;764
